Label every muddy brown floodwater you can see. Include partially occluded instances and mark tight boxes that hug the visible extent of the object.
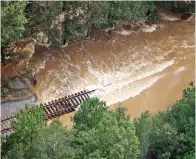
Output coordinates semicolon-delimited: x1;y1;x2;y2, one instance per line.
2;13;195;128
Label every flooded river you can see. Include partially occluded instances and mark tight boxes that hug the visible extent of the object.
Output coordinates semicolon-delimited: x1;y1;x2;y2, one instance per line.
2;14;195;126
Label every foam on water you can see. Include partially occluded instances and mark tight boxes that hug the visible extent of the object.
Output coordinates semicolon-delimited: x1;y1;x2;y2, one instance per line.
114;30;134;36
35;60;46;73
40;43;176;104
86;59;175;105
142;24;157;33
160;13;181;21
93;75;163;105
174;66;186;73
181;40;195;49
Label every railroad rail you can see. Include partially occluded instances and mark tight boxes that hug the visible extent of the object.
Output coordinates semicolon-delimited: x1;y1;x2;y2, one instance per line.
1;89;96;136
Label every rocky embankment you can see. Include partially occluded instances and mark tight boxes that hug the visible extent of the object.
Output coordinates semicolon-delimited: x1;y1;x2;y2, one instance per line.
1;38;38;117
1;76;37;118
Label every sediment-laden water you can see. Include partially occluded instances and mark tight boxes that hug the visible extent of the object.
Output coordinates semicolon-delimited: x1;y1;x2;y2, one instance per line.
2;13;195;125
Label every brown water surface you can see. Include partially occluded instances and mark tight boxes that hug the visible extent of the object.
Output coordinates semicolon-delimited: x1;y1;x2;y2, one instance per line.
2;15;195;127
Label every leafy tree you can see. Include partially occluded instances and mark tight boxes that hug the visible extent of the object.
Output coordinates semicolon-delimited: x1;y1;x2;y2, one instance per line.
72;98;139;159
3;121;75;159
133;87;195;159
134;111;153;159
109;1;156;22
62;1;158;41
12;104;45;144
157;1;195;14
73;97;107;131
2;143;25;159
1;1;162;47
2;104;45;158
173;1;195;14
63;1;110;42
149;119;181;159
1;1;27;46
26;121;75;159
27;1;63;46
136;87;195;159
63;1;87;42
183;1;195;14
87;1;110;28
2;98;139;159
182;151;195;159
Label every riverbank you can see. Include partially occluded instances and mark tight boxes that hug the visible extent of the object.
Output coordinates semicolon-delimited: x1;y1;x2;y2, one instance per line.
1;76;37;117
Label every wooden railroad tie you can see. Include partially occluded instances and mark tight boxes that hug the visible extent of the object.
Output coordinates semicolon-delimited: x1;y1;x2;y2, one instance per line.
1;89;96;135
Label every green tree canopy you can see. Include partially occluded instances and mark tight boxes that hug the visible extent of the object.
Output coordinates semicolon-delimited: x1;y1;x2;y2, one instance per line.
2;105;45;158
27;1;63;46
134;87;195;159
72;98;139;159
1;1;27;46
72;97;107;131
26;121;76;159
134;111;153;159
2;98;139;159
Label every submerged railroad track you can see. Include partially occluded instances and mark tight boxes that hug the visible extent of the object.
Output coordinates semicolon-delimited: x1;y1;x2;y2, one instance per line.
1;89;96;136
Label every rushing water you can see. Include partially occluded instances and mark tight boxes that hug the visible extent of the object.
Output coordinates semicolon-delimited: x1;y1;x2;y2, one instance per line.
2;14;195;124
34;19;194;105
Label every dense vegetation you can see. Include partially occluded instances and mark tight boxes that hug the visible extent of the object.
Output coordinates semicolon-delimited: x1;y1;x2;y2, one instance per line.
134;87;195;159
2;87;195;159
1;1;27;47
1;1;195;50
